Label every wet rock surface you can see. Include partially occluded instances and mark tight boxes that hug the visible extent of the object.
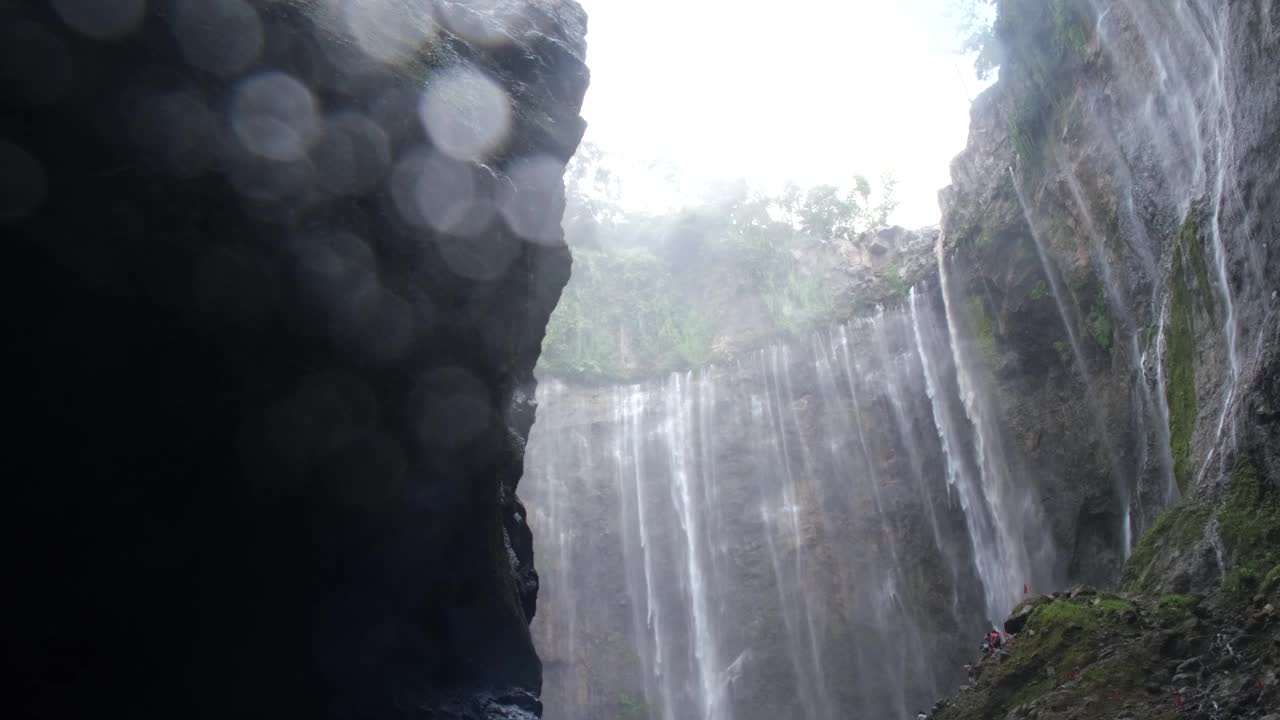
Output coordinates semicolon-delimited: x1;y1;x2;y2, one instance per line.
938;0;1280;587
8;1;587;717
932;591;1279;720
928;0;1280;716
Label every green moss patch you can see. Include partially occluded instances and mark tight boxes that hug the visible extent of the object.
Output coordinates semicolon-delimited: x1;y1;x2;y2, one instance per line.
1121;501;1211;593
1165;243;1197;494
1262;564;1280;595
960;595;1149;712
1087;292;1113;351
967;295;1000;365
1219;459;1280;594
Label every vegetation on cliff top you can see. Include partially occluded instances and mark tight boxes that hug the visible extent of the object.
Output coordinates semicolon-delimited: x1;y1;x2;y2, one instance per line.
540;144;900;381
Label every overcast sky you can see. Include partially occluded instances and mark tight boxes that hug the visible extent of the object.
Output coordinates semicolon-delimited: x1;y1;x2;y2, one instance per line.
573;0;993;228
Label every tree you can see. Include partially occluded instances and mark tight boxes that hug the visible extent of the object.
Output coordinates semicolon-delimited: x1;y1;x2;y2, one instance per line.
957;0;1001;80
795;174;897;242
563;141;621;247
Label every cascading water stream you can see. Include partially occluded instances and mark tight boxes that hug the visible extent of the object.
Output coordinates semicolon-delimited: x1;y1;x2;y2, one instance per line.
527;3;1279;716
528;282;1057;718
1009;166;1141;555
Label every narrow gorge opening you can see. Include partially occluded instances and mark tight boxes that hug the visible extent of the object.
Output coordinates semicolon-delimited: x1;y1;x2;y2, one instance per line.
525;1;1278;719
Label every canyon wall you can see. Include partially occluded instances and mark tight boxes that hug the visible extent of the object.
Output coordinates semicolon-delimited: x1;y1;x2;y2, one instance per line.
8;1;587;717
938;0;1278;595
527;287;1059;719
528;0;1278;718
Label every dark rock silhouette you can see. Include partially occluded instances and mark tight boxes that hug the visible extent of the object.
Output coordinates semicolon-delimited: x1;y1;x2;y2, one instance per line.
7;1;588;717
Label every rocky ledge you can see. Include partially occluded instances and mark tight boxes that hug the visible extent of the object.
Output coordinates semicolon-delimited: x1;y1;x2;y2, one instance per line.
930;584;1279;720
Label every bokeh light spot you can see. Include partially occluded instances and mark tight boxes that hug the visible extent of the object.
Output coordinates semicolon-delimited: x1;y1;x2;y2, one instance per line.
170;0;264;77
435;231;518;281
231;71;321;162
51;0;146;41
0;140;49;223
313;112;392;196
132;90;219;177
436;0;525;47
343;0;438;64
500;154;568;246
390;148;496;236
411;366;493;450
418;67;512;162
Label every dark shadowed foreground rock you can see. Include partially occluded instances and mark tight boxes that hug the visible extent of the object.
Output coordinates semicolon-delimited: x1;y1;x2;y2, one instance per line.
6;1;587;717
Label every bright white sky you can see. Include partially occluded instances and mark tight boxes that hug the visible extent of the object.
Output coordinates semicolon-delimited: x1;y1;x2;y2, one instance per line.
574;0;994;228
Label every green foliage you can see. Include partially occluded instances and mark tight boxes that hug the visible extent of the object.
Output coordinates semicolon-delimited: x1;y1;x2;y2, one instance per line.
1086;289;1113;351
1052;339;1071;366
1179;213;1216;315
967;295;999;364
1049;0;1090;62
1166;214;1200;494
1263;564;1280;595
763;266;836;336
541;146;878;380
976;226;995;252
995;596;1144;709
1144;320;1159;349
958;0;1000;79
1219;459;1280;594
1154;594;1198;623
1157;594;1195;610
993;0;1095;177
1030;280;1049;301
794;174;898;241
617;692;650;720
882;263;906;298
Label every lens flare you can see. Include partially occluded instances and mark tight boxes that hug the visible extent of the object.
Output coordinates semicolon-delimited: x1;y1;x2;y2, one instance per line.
435;0;526;48
390;148;499;236
500;154;569;246
170;0;263;77
231;71;322;162
313;112;392;196
51;0;146;41
343;0;438;64
418;67;512;162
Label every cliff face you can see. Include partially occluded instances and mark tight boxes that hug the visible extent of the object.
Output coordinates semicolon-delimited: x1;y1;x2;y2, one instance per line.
938;0;1280;593
526;277;1074;718
8;2;587;717
924;0;1280;717
526;1;1278;718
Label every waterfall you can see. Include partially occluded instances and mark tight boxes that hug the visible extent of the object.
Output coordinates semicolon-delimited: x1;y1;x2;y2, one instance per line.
525;2;1280;716
1087;0;1274;483
527;284;1053;719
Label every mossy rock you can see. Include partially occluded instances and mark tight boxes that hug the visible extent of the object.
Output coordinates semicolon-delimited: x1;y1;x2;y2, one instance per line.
1121;500;1211;593
1219;459;1280;594
1262;564;1280;596
944;595;1151;717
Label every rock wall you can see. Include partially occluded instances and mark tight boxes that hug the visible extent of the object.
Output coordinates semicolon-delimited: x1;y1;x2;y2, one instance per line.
7;1;587;717
526;287;1062;719
526;1;1279;718
938;0;1279;593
